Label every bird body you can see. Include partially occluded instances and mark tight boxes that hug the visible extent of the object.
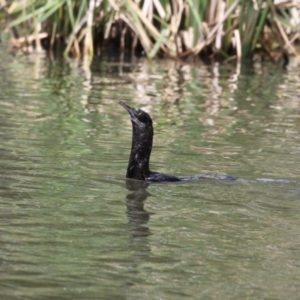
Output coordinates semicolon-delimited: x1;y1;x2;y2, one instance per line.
120;101;236;183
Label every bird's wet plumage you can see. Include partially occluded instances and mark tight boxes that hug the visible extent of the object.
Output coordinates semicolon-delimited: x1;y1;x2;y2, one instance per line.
119;101;236;183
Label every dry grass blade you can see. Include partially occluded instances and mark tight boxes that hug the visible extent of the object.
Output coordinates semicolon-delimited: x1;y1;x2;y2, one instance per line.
64;1;88;56
268;0;300;58
121;11;153;54
84;0;96;58
215;1;225;50
3;0;300;60
149;28;169;58
153;0;166;19
126;0;160;40
234;28;241;61
186;0;239;56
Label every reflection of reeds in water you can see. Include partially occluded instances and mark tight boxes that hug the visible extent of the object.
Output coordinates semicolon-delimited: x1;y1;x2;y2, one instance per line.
5;43;299;137
3;0;300;60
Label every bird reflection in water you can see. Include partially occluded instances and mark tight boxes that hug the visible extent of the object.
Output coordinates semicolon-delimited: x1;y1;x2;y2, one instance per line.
125;179;151;230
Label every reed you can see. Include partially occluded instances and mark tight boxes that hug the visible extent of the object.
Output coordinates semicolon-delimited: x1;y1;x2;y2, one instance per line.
1;0;300;60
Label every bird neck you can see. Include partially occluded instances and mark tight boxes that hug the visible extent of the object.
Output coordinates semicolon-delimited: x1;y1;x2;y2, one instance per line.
126;124;153;180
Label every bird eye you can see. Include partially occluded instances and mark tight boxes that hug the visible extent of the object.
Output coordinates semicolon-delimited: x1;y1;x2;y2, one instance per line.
135;109;141;114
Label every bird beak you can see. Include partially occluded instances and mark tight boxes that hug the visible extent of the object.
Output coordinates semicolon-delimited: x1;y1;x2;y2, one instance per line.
119;101;137;120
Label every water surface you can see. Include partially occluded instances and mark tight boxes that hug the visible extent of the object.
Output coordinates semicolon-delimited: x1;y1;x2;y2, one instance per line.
1;46;300;299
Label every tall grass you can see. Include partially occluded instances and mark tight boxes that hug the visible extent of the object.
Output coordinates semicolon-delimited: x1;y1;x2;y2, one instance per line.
1;0;300;60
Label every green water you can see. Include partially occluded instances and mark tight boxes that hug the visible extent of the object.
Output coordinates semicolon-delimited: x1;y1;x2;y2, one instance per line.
1;46;300;299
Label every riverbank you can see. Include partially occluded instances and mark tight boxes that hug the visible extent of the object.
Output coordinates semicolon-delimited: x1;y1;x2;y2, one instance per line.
1;0;300;61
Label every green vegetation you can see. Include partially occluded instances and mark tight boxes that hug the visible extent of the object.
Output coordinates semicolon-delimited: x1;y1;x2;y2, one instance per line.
1;0;300;60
